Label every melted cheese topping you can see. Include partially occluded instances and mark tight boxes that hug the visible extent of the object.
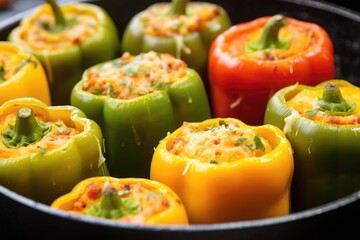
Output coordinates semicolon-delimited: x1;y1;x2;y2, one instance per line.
286;84;360;125
17;5;99;50
226;21;318;60
167;119;273;163
82;51;187;100
0;112;79;158
140;3;220;37
0;50;35;83
69;179;170;224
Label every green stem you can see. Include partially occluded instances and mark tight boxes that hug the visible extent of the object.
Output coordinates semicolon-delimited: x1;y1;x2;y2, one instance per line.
101;187;121;210
45;0;66;29
319;82;355;116
246;14;290;52
86;187;123;219
1;108;51;149
168;0;188;16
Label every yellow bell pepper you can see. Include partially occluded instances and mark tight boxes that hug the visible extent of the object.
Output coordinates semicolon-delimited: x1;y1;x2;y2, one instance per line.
0;41;51;105
51;176;189;225
150;118;294;224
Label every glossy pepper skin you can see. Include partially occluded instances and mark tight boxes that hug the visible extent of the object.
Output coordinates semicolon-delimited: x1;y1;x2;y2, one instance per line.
264;79;360;211
51;176;189;225
8;0;119;105
150;118;294;224
208;14;334;126
70;53;211;178
0;98;108;204
121;0;231;89
0;42;51;105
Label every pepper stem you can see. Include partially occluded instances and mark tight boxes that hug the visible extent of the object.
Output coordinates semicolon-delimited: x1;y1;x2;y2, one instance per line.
45;0;66;29
246;14;290;52
86;187;123;219
1;108;51;149
168;0;188;16
319;82;355;116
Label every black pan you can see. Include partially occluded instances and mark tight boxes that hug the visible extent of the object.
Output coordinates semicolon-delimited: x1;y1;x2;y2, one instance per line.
0;0;359;239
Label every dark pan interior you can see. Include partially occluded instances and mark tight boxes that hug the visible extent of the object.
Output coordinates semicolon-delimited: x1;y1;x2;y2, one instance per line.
0;0;359;239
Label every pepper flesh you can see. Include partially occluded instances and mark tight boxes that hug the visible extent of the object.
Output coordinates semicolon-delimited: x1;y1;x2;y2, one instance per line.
150;118;294;224
71;51;211;178
51;176;189;225
8;0;120;105
264;79;360;211
208;14;334;125
121;0;232;91
0;97;108;204
0;42;51;105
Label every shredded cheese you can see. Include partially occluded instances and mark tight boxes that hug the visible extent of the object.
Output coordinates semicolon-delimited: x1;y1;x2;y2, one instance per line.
168;119;273;163
82;51;187;100
17;4;99;50
139;3;220;38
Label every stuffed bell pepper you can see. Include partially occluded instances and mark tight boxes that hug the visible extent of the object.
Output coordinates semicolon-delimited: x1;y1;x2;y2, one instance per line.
71;51;211;178
0;98;108;204
51;176;189;225
8;0;120;105
150;118;294;224
0;41;51;105
264;79;360;211
208;14;334;125
121;0;231;91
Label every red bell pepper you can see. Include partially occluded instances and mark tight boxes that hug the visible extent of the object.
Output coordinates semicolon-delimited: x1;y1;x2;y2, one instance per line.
208;14;334;125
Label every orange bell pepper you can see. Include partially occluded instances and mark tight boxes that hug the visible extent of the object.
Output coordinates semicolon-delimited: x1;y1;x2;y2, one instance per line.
150;118;294;224
208;14;334;125
51;176;189;225
0;42;51;105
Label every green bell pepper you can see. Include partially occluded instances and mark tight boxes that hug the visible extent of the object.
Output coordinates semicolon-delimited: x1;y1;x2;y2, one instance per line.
264;79;360;211
8;0;120;105
71;51;211;178
0;97;108;204
121;0;231;90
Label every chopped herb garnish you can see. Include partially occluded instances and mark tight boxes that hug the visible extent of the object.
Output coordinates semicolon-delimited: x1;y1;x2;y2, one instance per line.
209;159;219;164
56;123;68;133
0;65;5;82
0;66;4;78
235;136;247;146
92;89;103;95
254;134;265;152
112;60;129;68
171;20;184;30
205;122;216;131
125;64;140;76
219;120;226;126
246;143;254;151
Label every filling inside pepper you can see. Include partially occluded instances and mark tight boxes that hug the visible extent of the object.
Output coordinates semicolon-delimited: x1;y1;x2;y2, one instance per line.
226;20;319;61
17;4;99;50
82;51;187;100
0;110;80;158
140;3;220;38
286;83;360;125
0;50;36;83
65;179;171;223
167;119;273;163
